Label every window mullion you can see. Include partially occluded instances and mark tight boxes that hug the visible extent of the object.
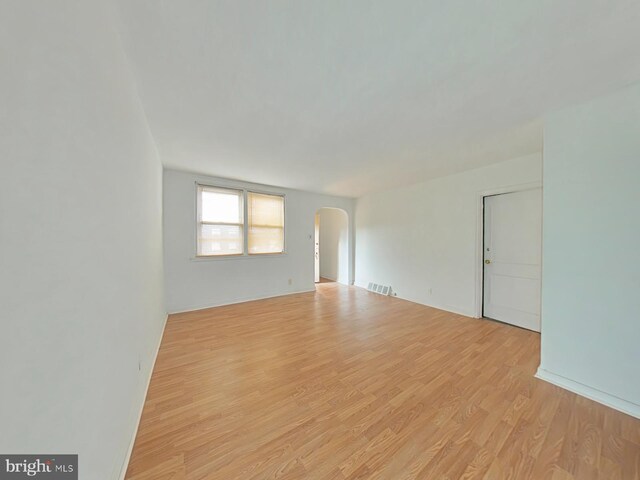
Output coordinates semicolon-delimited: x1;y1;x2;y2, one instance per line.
196;185;284;257
243;190;249;255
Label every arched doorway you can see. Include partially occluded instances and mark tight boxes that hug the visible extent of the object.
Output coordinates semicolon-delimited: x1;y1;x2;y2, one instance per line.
315;207;349;285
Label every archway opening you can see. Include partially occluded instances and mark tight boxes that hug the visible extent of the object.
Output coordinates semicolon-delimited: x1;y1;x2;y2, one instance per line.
315;208;349;285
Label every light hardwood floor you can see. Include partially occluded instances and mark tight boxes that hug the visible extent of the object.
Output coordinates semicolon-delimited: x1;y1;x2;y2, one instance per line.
126;282;640;479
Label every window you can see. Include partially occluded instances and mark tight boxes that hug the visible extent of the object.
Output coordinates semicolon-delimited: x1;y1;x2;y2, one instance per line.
248;192;285;254
197;185;243;256
196;185;285;257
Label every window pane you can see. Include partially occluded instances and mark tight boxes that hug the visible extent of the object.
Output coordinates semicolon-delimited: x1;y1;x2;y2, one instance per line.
200;187;242;224
198;224;243;256
248;226;284;254
248;192;284;227
248;192;284;254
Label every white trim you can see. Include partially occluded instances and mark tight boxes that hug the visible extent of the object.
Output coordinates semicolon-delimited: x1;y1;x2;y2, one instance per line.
319;276;352;286
535;368;640;419
473;181;543;319
118;313;168;480
353;283;474;318
195;182;287;258
319;275;337;282
419;302;474;318
246;190;287;256
191;252;288;262
315;206;352;286
167;288;317;315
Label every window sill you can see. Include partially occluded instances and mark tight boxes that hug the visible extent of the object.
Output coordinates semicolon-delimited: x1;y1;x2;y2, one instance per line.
191;252;287;262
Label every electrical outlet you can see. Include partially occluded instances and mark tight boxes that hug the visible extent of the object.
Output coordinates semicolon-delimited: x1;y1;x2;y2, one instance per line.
428;288;433;295
288;278;293;285
138;356;141;371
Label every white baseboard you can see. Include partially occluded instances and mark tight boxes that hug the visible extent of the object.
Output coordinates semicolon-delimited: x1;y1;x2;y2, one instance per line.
431;303;475;318
320;274;349;285
352;284;475;318
167;288;317;315
118;313;168;480
319;276;352;285
535;368;640;419
319;274;337;281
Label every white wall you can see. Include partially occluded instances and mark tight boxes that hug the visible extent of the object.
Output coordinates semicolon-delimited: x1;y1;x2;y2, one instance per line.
318;208;349;284
0;2;166;479
538;82;640;417
355;153;542;316
164;169;355;313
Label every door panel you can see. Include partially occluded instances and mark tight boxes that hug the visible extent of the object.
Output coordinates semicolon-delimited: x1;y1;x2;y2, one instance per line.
483;188;542;331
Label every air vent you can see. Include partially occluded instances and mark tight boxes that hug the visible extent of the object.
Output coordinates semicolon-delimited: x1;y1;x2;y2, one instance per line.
367;282;393;296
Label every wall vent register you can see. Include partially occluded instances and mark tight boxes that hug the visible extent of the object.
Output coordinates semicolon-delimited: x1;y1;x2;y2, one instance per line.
367;282;393;296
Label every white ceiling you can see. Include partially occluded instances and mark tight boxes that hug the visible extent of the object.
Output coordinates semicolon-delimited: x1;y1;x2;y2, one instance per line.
117;1;640;197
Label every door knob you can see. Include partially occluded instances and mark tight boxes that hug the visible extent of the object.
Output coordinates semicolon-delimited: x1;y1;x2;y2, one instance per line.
484;259;491;264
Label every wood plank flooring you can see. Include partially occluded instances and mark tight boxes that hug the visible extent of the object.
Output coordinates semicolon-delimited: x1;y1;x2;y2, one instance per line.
126;282;640;479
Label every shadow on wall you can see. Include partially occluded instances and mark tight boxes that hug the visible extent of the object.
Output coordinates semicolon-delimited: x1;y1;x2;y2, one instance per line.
316;207;349;284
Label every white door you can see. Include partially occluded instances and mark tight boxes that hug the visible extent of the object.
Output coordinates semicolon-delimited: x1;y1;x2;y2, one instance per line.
314;214;320;283
483;188;542;331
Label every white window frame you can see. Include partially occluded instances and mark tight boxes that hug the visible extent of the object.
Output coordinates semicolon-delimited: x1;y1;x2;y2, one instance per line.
195;183;286;259
196;184;244;257
247;190;286;256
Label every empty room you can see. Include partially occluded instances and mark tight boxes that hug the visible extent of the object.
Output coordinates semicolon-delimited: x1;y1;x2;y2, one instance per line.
2;1;640;479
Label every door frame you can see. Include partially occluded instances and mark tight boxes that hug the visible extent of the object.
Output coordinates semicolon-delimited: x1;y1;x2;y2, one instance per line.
314;213;320;283
314;207;350;286
473;181;543;319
